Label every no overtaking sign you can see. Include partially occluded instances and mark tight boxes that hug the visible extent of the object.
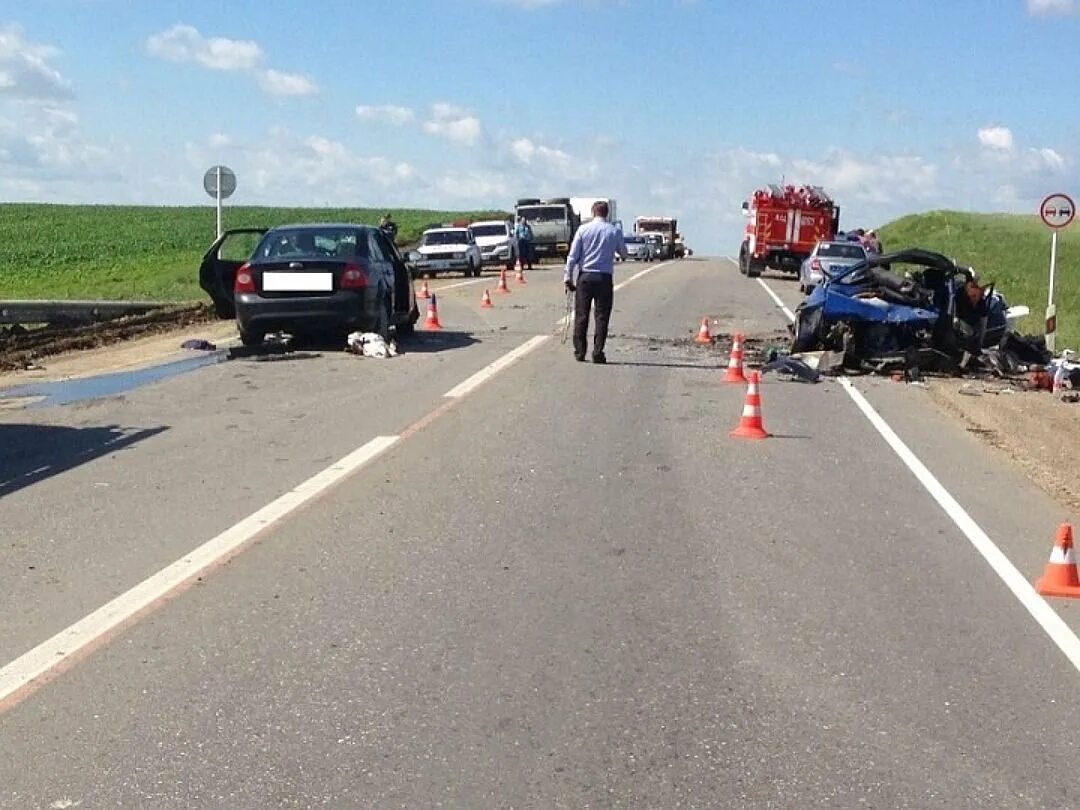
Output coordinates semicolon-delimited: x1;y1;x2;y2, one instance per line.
1041;193;1075;230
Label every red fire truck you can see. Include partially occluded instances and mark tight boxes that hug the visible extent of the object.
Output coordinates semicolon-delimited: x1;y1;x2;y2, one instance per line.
737;184;840;278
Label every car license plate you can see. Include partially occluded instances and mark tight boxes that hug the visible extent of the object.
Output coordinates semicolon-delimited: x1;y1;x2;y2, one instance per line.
262;272;333;292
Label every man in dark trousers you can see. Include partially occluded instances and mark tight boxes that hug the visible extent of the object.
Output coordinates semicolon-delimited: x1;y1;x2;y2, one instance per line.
564;200;627;363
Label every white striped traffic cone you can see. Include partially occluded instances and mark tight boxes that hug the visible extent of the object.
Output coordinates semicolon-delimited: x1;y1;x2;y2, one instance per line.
723;332;748;384
730;371;769;440
1035;524;1080;598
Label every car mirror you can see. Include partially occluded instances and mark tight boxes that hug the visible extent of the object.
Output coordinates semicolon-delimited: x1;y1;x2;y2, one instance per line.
407;250;422;262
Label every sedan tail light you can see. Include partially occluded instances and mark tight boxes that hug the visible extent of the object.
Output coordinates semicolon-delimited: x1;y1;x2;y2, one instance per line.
234;263;255;293
341;261;369;290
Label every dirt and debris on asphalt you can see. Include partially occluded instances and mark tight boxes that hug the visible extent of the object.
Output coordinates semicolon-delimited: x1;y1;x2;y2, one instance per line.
0;304;215;372
606;328;791;361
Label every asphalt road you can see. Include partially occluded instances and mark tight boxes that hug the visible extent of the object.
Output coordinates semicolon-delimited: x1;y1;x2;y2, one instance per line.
1;259;1079;808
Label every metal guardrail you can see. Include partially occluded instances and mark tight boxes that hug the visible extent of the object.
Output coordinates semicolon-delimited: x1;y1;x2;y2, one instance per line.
0;300;170;326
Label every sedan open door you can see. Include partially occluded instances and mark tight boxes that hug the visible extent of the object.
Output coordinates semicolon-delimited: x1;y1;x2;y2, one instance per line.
199;228;268;318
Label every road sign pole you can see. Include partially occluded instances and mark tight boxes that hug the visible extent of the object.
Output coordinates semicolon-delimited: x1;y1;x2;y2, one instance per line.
215;166;223;239
1047;229;1059;354
204;165;235;238
1039;192;1074;356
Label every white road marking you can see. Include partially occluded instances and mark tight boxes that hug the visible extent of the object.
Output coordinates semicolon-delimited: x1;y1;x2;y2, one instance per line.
754;275;1080;674
840;378;1080;672
0;333;558;707
444;335;550;398
557;260;676;329
430;278;486;293
613;260;673;292
0;435;399;705
756;277;797;321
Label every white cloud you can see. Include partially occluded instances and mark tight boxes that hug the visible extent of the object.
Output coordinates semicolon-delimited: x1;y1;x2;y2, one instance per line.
1036;147;1066;169
786;151;939;205
183;128;417;203
0;103;120;198
356;104;416;126
978;125;1015;151
423;103;483;146
509;137;570;169
0;24;73;102
433;170;510;201
1027;0;1080;15
257;68;319;97
145;24;318;98
145;24;263;71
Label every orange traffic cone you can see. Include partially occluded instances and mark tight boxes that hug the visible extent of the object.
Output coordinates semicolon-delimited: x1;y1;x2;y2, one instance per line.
694;317;713;345
480;289;494;309
1035;524;1080;598
418;279;430;300
515;259;527;285
496;269;511;294
423;293;443;330
723;332;748;384
730;371;770;440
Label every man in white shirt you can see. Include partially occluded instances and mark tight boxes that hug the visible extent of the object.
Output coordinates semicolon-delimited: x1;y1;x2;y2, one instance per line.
564;201;627;363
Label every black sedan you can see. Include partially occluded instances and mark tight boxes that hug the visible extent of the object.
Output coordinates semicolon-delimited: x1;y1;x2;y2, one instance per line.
200;224;419;347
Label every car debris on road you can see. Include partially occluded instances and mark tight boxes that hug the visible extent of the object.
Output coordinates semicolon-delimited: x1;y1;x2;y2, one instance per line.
760;354;822;383
180;338;217;351
346;332;398;358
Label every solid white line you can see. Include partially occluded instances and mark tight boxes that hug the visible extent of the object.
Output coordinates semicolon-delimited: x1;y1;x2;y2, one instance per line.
556;260;676;329
444;335;550;398
0;435;400;704
753;275;1080;674
756;277;797;321
840;378;1080;673
0;329;565;705
613;260;673;292
430;278;486;293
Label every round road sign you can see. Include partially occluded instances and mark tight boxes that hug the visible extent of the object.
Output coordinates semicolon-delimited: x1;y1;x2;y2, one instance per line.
1040;193;1075;229
203;165;237;200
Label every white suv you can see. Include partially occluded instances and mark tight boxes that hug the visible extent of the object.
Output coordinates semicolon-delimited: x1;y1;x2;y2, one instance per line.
413;228;483;277
470;219;518;270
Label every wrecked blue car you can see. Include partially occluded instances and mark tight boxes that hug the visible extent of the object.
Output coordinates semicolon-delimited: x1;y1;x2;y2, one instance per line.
791;249;1016;373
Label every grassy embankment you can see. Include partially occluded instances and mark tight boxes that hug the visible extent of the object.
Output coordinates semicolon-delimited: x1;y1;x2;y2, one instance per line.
878;210;1080;349
0;204;507;302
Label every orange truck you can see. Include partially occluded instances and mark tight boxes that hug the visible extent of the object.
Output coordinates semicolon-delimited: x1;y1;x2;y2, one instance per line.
738;184;840;278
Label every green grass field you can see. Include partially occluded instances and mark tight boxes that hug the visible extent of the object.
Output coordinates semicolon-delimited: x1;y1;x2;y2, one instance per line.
0;204;507;302
878;210;1079;348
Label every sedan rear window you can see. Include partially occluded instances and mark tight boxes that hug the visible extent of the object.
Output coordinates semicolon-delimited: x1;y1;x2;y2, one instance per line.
258;228;364;260
819;243;867;259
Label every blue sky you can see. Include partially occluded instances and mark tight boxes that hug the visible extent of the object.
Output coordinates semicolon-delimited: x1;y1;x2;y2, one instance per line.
2;0;1079;252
